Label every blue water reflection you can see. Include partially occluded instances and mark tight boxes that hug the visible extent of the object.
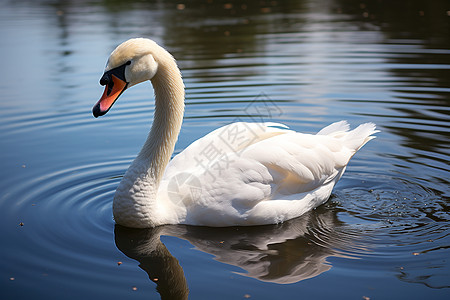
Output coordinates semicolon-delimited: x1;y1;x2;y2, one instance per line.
0;0;449;299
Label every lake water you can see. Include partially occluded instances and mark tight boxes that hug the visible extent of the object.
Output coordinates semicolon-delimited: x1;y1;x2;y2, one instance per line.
1;0;449;299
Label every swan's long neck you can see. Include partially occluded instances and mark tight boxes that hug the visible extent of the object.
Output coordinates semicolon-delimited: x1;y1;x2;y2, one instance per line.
139;61;185;181
113;53;184;228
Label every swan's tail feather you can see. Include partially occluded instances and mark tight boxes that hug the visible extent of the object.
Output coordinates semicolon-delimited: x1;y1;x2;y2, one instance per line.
317;120;350;135
343;122;379;151
318;121;379;151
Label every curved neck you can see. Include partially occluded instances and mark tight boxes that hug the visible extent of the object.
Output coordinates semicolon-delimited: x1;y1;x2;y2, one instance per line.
137;59;185;185
113;49;185;228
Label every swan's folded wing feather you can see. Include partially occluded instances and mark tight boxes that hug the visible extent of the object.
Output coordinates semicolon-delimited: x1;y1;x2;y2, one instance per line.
163;122;292;179
240;132;352;196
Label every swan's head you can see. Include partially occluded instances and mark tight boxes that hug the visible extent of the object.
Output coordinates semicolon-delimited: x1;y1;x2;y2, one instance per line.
93;38;161;117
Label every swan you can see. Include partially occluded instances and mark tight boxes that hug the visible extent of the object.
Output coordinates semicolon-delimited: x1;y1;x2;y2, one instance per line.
92;38;378;228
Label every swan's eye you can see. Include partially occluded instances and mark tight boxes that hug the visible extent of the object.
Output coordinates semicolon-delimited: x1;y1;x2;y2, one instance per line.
126;60;131;65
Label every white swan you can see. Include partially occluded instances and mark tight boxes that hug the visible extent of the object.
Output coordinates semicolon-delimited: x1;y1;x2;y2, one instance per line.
93;38;378;228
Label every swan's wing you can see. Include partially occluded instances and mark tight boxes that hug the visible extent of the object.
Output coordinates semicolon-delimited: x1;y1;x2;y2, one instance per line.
161;122;377;226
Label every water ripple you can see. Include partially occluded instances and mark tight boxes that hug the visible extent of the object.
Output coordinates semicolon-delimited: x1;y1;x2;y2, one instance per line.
329;173;449;288
1;158;131;291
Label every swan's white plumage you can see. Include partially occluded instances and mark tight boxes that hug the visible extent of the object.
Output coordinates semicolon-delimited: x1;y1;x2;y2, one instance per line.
96;38;378;228
157;121;377;226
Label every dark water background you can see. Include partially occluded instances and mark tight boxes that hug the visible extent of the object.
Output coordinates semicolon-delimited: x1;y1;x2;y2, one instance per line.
0;0;449;299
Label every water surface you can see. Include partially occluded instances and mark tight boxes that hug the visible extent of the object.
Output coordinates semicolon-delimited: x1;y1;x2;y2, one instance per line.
1;0;449;299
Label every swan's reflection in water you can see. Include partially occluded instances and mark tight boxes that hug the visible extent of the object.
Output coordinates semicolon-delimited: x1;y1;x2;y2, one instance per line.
114;226;190;299
115;207;354;298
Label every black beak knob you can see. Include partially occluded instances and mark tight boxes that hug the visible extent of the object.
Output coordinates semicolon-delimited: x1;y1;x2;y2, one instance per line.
100;73;110;86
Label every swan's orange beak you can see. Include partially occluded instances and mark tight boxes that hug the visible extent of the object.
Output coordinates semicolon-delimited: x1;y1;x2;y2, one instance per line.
93;75;128;118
